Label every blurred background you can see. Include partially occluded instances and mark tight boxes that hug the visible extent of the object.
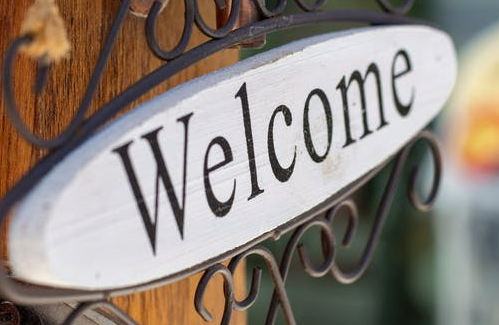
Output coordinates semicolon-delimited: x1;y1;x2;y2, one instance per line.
240;1;499;324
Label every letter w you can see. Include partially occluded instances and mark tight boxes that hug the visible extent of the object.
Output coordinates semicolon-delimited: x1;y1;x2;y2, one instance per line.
112;113;193;255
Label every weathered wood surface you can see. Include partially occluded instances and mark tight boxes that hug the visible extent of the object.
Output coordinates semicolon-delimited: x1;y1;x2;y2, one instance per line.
0;0;245;324
7;26;456;289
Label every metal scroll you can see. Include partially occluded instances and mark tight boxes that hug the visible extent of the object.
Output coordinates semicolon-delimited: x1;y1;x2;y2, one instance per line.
0;1;440;324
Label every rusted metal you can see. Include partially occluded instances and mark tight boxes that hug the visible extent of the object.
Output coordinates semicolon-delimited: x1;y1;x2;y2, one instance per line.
128;0;169;17
217;0;266;49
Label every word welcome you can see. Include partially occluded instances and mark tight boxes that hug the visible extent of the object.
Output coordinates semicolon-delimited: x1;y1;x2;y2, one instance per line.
113;49;414;255
9;26;456;290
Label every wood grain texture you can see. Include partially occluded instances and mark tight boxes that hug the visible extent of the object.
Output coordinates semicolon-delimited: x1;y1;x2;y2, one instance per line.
7;26;457;290
0;0;245;324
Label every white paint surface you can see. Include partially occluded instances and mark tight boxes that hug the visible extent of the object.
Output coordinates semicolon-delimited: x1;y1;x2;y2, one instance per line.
8;26;457;290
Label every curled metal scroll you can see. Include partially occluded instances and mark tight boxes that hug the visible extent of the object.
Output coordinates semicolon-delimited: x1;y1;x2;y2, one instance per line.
0;0;440;325
193;130;441;325
1;0;422;150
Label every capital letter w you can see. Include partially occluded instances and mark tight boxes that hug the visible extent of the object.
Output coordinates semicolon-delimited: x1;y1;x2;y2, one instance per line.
112;113;193;255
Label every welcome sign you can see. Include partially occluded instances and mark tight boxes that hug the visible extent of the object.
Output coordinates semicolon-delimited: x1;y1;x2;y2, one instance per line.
8;26;456;290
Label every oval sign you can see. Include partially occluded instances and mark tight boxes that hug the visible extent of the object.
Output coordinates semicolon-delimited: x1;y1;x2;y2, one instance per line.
9;26;456;290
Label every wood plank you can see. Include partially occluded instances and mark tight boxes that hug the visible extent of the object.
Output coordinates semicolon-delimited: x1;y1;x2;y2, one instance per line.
7;26;457;290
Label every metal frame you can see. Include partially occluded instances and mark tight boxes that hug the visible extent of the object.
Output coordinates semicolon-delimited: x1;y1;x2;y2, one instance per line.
0;0;442;324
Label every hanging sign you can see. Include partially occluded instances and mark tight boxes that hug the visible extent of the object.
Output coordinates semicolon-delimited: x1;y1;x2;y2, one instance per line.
8;25;456;290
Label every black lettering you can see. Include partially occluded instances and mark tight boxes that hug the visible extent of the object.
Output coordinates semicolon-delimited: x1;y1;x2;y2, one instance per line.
112;113;193;255
336;63;388;147
203;136;236;217
391;49;414;116
235;82;264;200
268;105;296;182
303;89;333;163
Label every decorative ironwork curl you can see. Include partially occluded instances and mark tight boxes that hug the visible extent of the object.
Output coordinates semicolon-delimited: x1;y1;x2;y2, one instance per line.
146;0;195;60
191;130;442;325
330;130;441;284
2;0;420;150
195;0;240;38
195;247;297;325
144;0;416;61
195;264;236;325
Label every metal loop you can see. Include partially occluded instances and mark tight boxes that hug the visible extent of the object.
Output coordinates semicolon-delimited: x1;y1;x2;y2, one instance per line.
196;247;297;325
253;0;288;18
195;0;241;38
146;0;195;60
237;247;297;325
194;264;235;324
296;221;335;278
228;255;263;311
326;199;359;247
330;131;443;284
266;217;334;325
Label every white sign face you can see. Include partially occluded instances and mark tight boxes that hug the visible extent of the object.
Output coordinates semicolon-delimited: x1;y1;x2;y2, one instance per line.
8;26;456;290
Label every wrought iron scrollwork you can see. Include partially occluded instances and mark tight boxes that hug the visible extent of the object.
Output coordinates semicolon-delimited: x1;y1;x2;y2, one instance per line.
0;0;442;325
2;0;422;150
146;0;195;60
191;130;442;325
